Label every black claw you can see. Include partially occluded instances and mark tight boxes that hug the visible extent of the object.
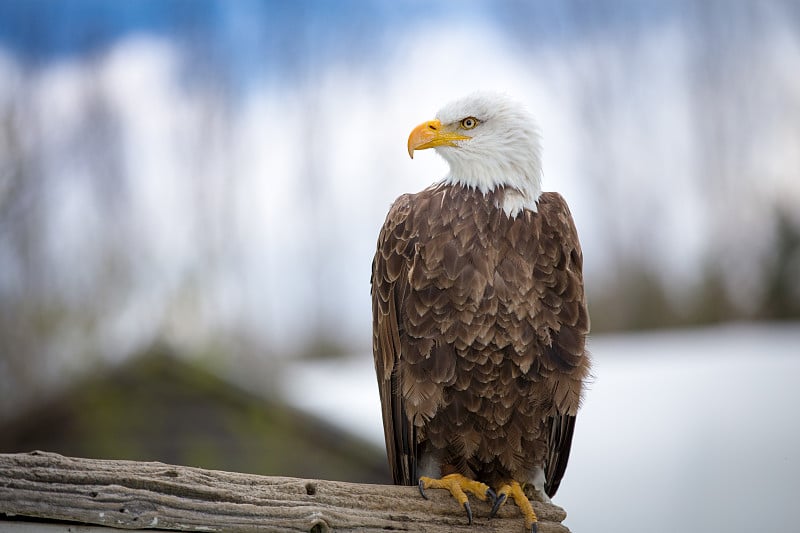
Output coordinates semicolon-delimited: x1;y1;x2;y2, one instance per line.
463;501;473;525
489;493;507;518
418;480;428;500
531;522;538;533
486;487;498;505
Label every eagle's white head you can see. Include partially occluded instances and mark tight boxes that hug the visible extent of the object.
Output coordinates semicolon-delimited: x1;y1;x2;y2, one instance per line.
407;92;543;216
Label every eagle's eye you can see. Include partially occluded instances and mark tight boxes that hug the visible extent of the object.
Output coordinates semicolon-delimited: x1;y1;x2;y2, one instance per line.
460;117;479;130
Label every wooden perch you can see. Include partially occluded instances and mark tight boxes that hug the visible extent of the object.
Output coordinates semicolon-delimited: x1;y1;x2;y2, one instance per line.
0;451;570;532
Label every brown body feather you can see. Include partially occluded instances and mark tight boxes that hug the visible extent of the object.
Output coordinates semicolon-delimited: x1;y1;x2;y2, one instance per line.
371;183;590;497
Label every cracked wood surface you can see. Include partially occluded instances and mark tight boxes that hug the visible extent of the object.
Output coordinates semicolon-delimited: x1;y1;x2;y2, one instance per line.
0;452;570;532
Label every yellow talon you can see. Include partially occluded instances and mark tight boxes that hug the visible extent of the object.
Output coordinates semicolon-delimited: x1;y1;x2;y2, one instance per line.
418;473;492;525
419;473;492;502
490;480;538;532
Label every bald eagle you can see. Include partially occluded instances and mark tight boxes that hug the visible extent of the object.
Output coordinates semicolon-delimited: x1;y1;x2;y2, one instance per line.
371;92;590;532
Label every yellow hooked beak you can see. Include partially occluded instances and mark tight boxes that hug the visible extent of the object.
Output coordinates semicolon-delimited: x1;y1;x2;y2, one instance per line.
407;119;471;159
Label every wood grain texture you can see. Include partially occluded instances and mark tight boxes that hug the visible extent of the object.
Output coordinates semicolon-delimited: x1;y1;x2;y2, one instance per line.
0;452;570;532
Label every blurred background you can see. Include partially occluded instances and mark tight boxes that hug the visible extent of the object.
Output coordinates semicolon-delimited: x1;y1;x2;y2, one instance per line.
0;1;798;532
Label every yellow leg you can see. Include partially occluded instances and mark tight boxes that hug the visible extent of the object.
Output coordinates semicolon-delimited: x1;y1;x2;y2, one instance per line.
490;480;539;533
418;473;492;524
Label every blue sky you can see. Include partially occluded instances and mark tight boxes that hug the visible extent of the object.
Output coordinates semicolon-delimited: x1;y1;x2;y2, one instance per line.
0;0;679;64
0;0;485;91
0;1;462;59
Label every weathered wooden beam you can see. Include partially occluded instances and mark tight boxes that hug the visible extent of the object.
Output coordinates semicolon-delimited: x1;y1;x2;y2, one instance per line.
0;452;570;532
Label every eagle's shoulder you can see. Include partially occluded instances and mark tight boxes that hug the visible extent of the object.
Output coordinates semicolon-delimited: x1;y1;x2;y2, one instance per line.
386;192;415;220
376;184;451;251
535;191;582;255
536;191;573;219
379;186;435;232
373;191;423;289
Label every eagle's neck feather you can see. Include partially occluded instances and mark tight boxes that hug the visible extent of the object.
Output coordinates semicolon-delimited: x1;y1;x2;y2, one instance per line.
439;156;542;218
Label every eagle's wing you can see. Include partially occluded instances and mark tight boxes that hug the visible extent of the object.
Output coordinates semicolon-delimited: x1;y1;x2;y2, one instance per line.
536;192;590;498
371;194;417;485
